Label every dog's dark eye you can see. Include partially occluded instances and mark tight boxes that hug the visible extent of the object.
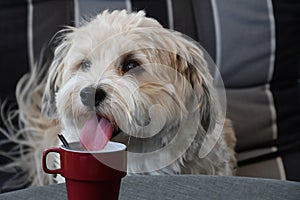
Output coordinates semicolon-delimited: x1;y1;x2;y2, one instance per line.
81;59;91;71
122;60;139;73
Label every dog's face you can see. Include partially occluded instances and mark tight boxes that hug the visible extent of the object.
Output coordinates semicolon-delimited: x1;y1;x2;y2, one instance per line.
42;10;221;171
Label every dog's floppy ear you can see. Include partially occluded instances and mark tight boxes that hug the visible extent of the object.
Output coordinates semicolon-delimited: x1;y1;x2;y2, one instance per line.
42;33;72;119
185;62;218;132
176;43;219;133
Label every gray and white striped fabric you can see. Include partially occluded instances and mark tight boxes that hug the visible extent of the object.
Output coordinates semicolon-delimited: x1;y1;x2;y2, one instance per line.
0;0;299;191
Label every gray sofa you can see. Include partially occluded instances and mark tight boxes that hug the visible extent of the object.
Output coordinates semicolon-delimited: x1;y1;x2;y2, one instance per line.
1;176;300;199
0;0;299;193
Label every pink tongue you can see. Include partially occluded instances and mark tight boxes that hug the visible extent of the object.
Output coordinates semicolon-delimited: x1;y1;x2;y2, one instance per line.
80;115;113;151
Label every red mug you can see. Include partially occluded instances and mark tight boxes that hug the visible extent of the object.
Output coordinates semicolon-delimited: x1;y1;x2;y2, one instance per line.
42;141;127;200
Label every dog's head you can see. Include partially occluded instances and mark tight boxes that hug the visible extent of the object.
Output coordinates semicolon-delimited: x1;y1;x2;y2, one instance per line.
42;10;220;153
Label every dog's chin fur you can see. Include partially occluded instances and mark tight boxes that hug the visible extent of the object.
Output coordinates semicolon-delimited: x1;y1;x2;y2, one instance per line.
0;10;236;190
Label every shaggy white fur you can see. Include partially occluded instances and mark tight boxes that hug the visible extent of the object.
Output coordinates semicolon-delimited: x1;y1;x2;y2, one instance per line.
0;10;236;190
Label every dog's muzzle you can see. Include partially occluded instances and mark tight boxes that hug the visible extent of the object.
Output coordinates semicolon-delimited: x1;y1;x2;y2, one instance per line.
80;86;106;107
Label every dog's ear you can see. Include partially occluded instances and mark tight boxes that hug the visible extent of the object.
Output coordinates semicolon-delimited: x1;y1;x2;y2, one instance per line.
41;62;63;118
174;44;219;133
42;34;72;119
185;62;218;132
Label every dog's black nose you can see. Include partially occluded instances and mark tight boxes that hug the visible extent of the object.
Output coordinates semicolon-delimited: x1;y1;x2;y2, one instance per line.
80;86;106;107
80;86;95;107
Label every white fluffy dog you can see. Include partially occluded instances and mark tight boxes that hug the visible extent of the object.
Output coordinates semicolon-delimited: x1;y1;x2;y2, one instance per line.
0;10;236;190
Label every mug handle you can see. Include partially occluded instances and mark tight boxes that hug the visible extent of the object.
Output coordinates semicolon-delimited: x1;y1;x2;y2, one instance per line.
42;148;62;174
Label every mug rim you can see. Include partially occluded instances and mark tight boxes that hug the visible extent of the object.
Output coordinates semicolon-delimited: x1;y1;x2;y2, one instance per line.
61;141;127;154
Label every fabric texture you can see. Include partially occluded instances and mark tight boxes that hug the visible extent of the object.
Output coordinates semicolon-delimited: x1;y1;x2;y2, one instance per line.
0;175;300;200
0;0;74;192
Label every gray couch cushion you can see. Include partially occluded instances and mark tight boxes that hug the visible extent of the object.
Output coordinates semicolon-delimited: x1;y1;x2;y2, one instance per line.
1;176;299;200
